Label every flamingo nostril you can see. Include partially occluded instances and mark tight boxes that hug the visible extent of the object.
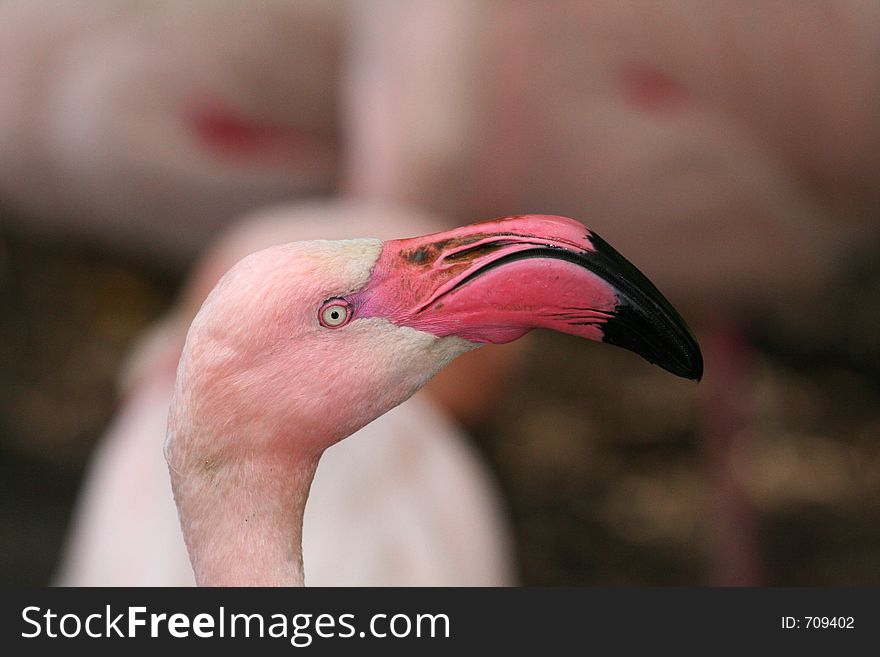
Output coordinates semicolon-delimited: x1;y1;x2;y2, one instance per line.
442;240;516;263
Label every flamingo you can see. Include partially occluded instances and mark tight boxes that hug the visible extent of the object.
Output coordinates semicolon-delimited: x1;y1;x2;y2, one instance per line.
0;0;342;264
164;213;702;586
57;201;519;586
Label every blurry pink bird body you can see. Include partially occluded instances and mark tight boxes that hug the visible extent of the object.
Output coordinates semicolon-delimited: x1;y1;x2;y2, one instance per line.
58;203;518;586
60;365;512;586
0;0;341;264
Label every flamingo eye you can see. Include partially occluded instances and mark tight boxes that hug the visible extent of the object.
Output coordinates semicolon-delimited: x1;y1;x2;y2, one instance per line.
319;299;351;328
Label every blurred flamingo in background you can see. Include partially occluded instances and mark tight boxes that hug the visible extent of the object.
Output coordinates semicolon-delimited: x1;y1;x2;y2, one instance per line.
343;0;880;584
58;202;518;586
0;0;342;265
347;0;878;296
164;213;701;585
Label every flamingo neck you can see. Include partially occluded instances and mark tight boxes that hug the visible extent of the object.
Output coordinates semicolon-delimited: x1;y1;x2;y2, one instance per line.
170;443;320;587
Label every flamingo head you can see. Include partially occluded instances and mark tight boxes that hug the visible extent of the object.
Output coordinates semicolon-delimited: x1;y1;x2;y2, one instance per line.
167;214;701;468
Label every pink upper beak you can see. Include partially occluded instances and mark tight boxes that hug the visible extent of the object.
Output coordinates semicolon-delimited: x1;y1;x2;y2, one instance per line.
349;214;702;380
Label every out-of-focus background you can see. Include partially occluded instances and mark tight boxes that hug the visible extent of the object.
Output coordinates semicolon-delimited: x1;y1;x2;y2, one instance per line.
1;0;879;586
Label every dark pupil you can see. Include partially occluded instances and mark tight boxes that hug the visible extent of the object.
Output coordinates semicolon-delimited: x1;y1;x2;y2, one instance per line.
330;310;339;320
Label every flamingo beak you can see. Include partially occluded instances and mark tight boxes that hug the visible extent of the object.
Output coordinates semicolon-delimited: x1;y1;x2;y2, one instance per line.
350;214;702;380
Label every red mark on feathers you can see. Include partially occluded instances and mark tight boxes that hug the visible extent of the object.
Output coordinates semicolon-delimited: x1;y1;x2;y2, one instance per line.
188;102;320;159
623;66;688;113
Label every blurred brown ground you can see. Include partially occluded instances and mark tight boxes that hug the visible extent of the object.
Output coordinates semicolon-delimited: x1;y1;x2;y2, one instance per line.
1;218;879;586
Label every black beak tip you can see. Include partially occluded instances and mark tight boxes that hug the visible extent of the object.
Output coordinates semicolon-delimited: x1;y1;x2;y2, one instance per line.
689;349;704;382
663;332;704;381
583;230;703;382
600;303;704;382
670;343;703;382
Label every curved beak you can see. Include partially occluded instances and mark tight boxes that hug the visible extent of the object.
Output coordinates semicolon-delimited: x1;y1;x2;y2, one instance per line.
351;214;702;380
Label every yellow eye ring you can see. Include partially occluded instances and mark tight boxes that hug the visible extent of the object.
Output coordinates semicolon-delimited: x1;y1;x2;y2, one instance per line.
319;299;351;328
